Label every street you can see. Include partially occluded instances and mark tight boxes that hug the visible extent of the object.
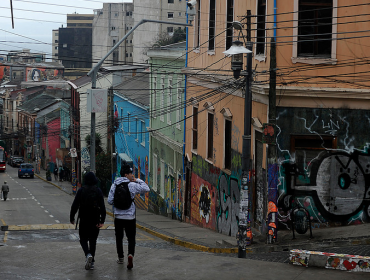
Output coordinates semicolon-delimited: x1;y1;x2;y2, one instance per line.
1;166;369;279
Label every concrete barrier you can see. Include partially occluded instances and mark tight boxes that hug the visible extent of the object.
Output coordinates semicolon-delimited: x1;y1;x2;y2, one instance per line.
290;249;370;272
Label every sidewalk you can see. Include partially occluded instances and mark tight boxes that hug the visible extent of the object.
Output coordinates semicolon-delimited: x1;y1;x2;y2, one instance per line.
35;168;370;256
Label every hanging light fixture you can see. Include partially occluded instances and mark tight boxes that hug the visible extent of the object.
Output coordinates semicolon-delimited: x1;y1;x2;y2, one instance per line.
223;40;252;79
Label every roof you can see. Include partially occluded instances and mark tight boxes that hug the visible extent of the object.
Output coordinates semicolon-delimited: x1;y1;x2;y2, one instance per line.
18;94;58;113
101;64;149;72
21;79;70;90
114;72;150;107
8;86;45;101
71;75;91;87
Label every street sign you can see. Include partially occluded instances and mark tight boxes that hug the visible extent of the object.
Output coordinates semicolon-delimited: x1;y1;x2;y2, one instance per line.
262;123;276;144
87;89;108;113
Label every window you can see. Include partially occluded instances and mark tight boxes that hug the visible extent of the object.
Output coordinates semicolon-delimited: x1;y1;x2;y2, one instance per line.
179;12;182;16
127;112;131;134
167;78;172;124
168;12;174;19
176;86;182;129
167;27;174;34
55;40;58;43
298;0;333;58
208;0;216;51
153;154;158;191
55;46;58;50
160;77;165;122
256;0;266;55
141;121;145;146
117;109;123;130
126;53;129;57
63;44;67;48
192;107;198;151
168;0;174;3
195;0;201;48
111;26;116;30
152;76;157;118
291;135;336;186
115;13;119;17
224;119;232;169
55;33;58;36
207;112;214;160
226;0;234;50
160;160;165;197
135;118;139;141
113;39;116;45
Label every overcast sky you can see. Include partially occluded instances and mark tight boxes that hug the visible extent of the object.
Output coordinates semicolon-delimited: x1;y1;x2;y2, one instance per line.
0;0;132;58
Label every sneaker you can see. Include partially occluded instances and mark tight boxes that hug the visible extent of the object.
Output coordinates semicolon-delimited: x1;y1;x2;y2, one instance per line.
127;254;133;270
117;258;124;264
85;254;93;270
90;261;95;270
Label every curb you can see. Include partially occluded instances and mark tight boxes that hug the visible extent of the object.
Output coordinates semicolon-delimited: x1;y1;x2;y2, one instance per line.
34;174;71;195
250;237;370;254
106;210;242;254
290;249;370;272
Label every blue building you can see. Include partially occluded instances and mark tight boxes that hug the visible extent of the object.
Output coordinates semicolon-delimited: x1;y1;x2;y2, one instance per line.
114;71;150;186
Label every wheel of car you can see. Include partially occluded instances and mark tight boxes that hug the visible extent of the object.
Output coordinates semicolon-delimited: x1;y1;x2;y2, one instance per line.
31;175;34;179
18;175;21;178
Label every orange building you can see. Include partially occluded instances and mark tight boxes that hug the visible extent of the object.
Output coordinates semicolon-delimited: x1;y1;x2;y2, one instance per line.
184;0;370;241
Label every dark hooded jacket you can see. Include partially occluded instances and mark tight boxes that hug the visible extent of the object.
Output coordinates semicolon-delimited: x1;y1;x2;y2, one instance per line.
70;172;106;225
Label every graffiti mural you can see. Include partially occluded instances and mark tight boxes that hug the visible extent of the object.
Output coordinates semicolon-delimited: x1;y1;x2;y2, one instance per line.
217;173;240;236
281;150;370;223
190;173;217;230
0;65;10;82
26;67;63;81
81;147;90;172
291;249;370;272
275;107;370;231
267;164;279;243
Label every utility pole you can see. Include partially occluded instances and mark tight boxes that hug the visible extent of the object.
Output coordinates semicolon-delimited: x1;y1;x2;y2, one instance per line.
267;38;278;244
237;11;253;258
87;19;191;174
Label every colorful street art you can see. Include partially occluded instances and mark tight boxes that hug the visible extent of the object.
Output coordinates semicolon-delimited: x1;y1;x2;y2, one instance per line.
190;173;217;230
26;67;63;81
0;65;63;82
267;164;279;243
217;173;240;236
274;107;370;236
290;249;370;272
0;65;10;82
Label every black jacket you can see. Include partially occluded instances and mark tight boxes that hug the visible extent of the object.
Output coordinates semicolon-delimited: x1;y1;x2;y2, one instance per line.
70;185;106;225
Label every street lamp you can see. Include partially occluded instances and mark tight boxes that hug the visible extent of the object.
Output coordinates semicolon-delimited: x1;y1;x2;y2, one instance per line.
223;40;252;79
224;36;253;258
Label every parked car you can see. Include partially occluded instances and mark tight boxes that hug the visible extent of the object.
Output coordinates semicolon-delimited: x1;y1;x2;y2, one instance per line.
18;163;34;178
10;156;23;167
12;157;25;167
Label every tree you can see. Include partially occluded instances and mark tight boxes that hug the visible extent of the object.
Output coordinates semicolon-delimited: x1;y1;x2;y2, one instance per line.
85;133;104;154
153;27;186;47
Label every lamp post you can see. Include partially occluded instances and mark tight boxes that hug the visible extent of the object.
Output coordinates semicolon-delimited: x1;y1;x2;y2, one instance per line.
224;39;253;258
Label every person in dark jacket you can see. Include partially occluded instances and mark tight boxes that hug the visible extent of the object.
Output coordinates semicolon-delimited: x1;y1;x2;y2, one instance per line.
1;181;9;201
70;172;106;270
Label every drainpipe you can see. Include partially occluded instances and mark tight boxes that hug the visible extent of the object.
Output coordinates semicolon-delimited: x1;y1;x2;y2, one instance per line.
183;6;188;193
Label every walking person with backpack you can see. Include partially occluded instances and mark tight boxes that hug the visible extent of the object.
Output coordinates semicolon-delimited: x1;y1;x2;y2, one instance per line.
70;172;106;270
108;163;149;270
